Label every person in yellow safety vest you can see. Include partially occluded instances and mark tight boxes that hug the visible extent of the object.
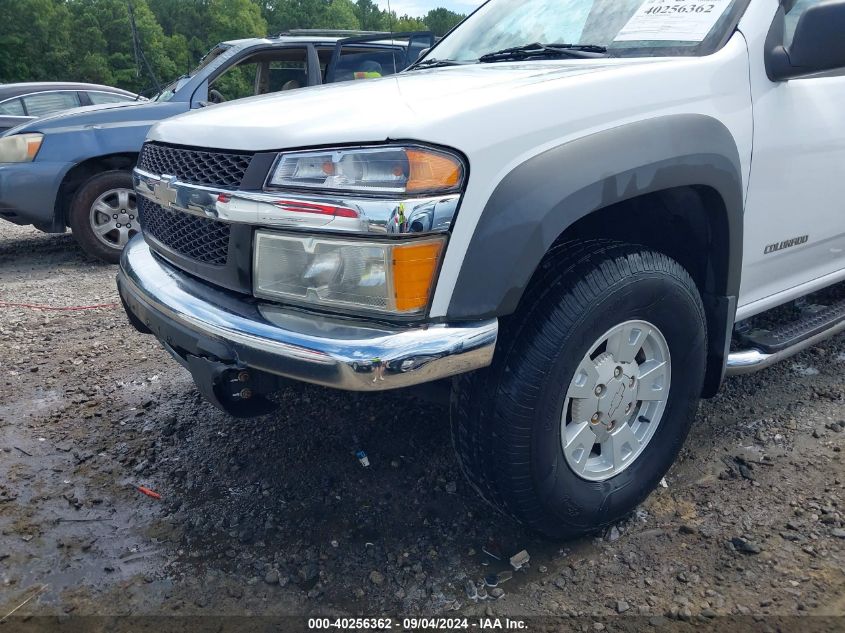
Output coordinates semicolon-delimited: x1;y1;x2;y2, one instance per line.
353;61;383;81
397;203;407;232
354;71;382;80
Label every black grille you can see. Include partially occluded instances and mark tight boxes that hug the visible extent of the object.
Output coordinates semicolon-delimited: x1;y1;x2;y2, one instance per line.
138;143;253;188
138;197;230;266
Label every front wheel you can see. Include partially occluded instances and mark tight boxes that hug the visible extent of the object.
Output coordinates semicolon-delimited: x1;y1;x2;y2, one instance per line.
451;241;707;539
69;170;139;264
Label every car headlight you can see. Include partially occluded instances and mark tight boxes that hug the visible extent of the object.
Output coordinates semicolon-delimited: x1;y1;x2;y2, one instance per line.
266;145;465;196
0;133;43;163
254;231;445;316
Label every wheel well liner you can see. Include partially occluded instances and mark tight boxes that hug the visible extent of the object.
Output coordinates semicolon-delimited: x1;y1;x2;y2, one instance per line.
56;153;138;227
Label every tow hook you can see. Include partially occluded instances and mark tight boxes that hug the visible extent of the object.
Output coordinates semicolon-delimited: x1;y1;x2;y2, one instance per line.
184;354;279;418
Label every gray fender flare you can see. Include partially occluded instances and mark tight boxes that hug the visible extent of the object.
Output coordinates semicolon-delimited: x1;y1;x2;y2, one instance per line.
446;113;744;321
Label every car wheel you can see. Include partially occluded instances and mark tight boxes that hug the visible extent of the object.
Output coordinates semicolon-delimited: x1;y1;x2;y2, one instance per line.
451;240;707;539
69;170;139;264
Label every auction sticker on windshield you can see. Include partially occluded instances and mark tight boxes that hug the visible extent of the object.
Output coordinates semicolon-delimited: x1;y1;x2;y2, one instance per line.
614;0;732;42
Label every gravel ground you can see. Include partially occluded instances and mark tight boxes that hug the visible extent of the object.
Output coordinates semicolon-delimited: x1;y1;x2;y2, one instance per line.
1;223;845;629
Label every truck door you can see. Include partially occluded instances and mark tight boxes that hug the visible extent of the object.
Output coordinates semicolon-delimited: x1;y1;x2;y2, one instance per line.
740;0;845;314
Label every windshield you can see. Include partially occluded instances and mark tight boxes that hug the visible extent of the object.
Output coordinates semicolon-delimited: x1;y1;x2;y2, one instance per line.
429;0;745;61
153;45;231;102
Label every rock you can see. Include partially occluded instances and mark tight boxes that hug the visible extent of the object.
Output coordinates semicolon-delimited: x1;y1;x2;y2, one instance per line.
298;563;318;584
490;588;505;599
826;423;842;433
616;600;630;613
465;579;478;600
264;569;279;585
832;528;845;539
731;537;762;554
477;584;488;600
369;571;385;586
678;524;697;535
509;550;530;571
484;574;498;587
607;526;621;542
496;571;513;584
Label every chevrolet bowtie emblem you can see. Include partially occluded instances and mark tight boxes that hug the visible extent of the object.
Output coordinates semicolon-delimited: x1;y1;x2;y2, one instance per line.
153;175;179;208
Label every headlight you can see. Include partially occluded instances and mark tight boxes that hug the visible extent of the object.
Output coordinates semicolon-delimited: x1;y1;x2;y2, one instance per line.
266;145;465;196
254;231;445;315
0;133;43;163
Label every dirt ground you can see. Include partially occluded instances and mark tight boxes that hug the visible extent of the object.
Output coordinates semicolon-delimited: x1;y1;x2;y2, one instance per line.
1;223;845;631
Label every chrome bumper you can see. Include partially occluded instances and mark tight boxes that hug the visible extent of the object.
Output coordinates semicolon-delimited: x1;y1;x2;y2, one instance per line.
117;236;498;392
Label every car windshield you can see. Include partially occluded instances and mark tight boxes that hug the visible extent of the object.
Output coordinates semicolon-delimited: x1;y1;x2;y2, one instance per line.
153;45;231;102
429;0;744;62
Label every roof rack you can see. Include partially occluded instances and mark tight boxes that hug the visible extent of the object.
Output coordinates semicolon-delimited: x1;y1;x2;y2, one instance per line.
276;29;389;38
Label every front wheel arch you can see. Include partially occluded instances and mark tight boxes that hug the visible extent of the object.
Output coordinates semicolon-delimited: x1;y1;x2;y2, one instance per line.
56;153;139;228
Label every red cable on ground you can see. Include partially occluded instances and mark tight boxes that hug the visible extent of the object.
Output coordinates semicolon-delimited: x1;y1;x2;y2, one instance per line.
0;301;119;311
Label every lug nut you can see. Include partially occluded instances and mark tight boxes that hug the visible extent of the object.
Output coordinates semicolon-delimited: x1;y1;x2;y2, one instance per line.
591;413;601;425
112;214;118;219
629;376;636;387
239;388;253;400
237;371;250;383
614;367;623;378
594;384;605;396
116;223;121;228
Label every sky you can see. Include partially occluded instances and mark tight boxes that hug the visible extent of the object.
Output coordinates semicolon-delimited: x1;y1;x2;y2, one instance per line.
376;0;484;18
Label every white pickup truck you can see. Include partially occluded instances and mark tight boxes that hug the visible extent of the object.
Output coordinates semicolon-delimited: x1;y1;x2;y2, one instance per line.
118;0;845;538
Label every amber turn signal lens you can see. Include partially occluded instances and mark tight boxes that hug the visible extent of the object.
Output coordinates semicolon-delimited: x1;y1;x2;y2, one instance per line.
391;239;445;312
406;149;463;194
26;137;42;160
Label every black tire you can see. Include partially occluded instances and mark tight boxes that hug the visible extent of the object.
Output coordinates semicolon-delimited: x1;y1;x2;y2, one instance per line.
69;170;138;264
451;240;707;539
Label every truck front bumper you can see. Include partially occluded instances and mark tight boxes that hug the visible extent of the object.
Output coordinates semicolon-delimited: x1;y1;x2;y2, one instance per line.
117;236;498;393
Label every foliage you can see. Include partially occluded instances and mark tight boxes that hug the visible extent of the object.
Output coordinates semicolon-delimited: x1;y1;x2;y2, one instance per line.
0;0;468;93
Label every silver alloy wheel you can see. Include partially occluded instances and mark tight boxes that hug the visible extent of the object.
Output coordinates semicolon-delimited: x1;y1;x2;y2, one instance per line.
561;320;671;482
89;188;138;250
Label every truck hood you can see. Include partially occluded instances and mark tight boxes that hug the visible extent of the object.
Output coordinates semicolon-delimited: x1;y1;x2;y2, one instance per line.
149;59;671;151
5;100;183;136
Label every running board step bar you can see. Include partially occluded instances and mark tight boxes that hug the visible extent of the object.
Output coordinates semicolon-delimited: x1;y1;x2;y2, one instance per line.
727;307;845;376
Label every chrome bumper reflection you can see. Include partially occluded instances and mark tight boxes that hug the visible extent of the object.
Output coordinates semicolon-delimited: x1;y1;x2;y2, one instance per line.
118;236;498;392
133;168;460;235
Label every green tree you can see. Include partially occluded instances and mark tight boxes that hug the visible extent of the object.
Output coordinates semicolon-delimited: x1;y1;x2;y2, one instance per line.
0;0;71;83
425;7;464;36
393;14;427;31
148;0;266;65
323;0;360;30
52;0;179;92
355;0;386;30
263;0;328;33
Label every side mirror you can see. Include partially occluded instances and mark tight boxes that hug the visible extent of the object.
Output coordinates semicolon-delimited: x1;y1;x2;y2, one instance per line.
767;0;845;81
